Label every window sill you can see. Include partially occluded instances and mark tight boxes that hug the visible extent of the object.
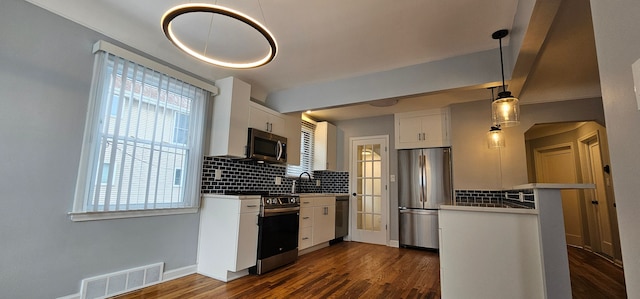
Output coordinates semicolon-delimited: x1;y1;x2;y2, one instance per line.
68;208;198;222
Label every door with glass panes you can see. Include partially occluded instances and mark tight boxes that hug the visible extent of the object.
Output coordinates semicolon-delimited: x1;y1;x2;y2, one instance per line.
350;136;388;245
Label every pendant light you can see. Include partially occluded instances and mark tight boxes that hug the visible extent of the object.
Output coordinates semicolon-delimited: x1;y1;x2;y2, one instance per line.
487;87;505;148
491;29;520;127
487;125;505;148
161;2;277;69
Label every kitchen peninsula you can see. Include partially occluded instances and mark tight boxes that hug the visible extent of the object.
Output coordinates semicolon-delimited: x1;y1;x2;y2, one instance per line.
439;184;595;299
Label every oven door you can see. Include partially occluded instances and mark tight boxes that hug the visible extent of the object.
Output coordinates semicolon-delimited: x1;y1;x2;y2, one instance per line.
257;210;299;259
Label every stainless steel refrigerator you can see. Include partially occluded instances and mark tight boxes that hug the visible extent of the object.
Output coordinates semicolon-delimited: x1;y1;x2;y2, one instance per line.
398;147;452;249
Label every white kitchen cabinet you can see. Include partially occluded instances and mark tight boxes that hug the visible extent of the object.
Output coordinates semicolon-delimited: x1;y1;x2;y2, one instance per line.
283;112;301;166
313;121;337;171
298;195;336;251
313;203;336;244
249;102;286;135
198;194;260;282
209;77;250;158
394;108;450;149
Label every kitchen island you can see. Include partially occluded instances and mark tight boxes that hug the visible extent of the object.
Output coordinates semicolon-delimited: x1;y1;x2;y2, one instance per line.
439;184;594;299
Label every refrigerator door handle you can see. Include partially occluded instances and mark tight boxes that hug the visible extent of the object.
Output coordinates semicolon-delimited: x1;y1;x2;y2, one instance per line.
420;155;427;207
399;209;439;215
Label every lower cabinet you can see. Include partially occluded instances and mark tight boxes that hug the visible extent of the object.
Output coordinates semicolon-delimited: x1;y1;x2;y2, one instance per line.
299;195;336;251
197;194;260;282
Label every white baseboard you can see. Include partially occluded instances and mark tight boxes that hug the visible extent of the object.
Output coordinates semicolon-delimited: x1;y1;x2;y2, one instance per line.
388;240;400;248
163;265;197;281
58;264;197;299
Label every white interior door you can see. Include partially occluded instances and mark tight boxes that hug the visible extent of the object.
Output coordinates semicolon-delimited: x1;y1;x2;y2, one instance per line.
535;144;584;247
350;136;388;245
586;138;614;257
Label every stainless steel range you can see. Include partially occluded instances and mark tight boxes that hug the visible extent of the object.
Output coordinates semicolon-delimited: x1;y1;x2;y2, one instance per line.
250;194;300;275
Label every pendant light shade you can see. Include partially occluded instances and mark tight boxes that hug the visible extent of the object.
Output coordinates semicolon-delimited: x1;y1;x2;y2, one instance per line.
492;91;519;127
487;125;505;148
492;29;520;127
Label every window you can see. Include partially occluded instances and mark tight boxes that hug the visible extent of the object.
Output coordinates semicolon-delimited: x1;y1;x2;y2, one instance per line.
101;163;111;184
174;168;183;186
173;112;189;145
71;41;215;221
287;119;316;177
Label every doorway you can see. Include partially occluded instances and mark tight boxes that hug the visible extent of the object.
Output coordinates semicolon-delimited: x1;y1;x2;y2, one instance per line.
349;135;389;245
525;121;622;264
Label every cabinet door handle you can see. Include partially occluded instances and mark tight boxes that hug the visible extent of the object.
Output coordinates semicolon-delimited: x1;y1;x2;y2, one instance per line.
418;133;421;141
303;216;310;219
302;237;309;240
246;205;258;208
303;201;311;204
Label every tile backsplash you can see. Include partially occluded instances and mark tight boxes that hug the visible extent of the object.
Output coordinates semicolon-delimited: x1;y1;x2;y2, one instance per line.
201;156;349;194
455;189;535;209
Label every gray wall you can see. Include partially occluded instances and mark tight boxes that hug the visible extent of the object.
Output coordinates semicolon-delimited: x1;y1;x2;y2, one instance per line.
0;1;200;297
590;0;640;296
450;97;605;189
333;115;399;241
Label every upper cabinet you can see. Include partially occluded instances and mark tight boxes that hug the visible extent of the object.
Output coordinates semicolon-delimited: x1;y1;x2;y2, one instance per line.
314;121;337;171
394;108;450;149
283;112;301;166
249;103;286;136
209;77;250;158
208;77;301;163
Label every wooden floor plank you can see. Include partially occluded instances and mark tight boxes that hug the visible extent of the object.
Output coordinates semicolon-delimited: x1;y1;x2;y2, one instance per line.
112;242;625;299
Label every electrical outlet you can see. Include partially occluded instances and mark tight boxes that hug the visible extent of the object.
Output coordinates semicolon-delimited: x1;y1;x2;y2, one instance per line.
275;176;282;185
316;180;321;186
214;169;222;180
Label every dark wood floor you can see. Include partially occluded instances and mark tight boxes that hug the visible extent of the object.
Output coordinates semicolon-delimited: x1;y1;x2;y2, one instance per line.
112;242;625;299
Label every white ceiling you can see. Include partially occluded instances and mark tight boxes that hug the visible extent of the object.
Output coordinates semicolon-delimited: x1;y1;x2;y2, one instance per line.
26;0;601;122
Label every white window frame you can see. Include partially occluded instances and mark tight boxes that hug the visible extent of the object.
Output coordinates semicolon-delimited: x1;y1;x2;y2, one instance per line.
70;41;218;222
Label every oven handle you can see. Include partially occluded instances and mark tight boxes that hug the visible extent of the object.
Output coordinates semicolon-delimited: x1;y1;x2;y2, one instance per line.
261;206;300;217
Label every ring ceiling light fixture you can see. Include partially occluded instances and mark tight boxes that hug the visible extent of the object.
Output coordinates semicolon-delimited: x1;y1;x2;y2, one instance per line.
161;3;277;69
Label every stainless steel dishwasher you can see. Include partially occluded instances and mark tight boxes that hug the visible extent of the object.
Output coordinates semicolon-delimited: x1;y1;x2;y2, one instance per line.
334;195;349;240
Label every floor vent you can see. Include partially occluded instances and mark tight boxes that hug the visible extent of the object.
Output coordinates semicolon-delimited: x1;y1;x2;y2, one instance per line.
80;262;164;299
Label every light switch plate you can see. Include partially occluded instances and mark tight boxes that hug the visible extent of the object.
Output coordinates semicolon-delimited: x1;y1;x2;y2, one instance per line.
390;175;396;182
214;169;222;180
316;180;321;186
632;58;640;110
275;176;282;185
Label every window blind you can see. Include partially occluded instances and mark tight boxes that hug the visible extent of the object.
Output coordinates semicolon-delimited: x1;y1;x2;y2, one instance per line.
287;119;316;177
72;45;208;216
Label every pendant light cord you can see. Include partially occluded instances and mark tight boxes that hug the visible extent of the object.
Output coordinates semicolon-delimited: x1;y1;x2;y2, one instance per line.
499;37;506;93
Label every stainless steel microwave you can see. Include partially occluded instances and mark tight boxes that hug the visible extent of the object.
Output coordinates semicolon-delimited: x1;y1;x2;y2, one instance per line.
247;128;287;163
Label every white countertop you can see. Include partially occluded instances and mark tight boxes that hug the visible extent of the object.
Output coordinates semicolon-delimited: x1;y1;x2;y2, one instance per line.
511;183;595;190
440;205;538;215
299;193;350;197
201;194;261;200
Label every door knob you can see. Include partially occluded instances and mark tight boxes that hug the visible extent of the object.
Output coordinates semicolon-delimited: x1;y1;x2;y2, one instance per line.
591;200;599;205
352;193;357;196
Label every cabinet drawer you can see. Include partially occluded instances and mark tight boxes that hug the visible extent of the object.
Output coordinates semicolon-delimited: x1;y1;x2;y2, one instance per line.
239;198;261;213
300;208;313;228
300;198;315;207
316;196;335;206
299;227;313;249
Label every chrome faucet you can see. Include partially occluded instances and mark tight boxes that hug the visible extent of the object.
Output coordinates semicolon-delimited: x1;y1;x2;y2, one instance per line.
298;172;312;193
